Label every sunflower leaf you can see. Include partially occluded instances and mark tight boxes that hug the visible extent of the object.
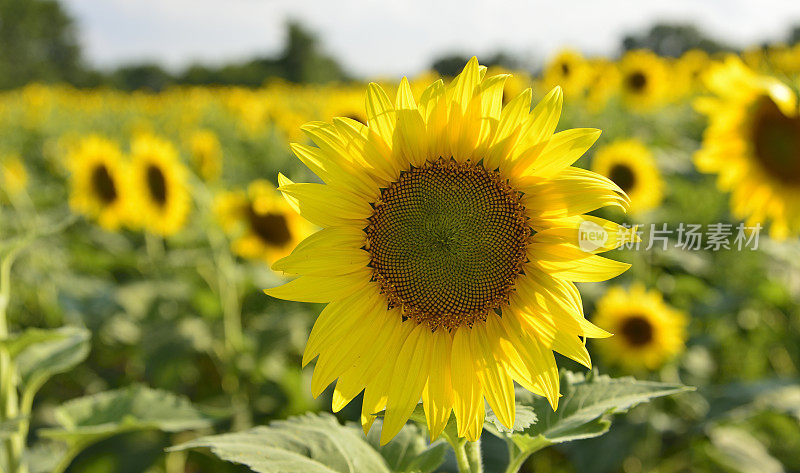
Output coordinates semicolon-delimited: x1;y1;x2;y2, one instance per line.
365;419;448;473
170;412;393;473
484;402;538;435
15;326;90;399
39;384;214;446
501;370;691;455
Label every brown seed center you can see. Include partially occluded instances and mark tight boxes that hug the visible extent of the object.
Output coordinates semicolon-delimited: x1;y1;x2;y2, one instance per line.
750;96;800;186
366;158;530;331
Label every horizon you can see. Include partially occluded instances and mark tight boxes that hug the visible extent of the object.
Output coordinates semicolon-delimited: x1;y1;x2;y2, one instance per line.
62;0;800;78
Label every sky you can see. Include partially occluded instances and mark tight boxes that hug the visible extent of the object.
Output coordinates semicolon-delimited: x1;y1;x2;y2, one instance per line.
61;0;800;78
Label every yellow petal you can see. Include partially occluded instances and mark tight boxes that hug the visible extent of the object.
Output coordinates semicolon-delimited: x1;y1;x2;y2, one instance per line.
279;179;372;227
422;330;454;440
263;267;372;304
450;56;481;114
527;240;631;282
500;313;560;410
528;128;601;178
365;82;396;149
471;321;515;430
303;285;379;366
381;324;433;445
451;326;485;439
272;227;369;276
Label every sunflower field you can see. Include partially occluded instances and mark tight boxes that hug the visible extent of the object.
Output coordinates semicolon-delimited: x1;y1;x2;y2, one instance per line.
2;40;800;473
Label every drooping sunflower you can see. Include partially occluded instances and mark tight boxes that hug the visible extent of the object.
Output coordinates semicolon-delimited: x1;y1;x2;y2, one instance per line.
695;57;800;239
618;49;670;111
592;138;663;214
215;180;312;264
541;49;590;100
129;134;191;236
592;284;687;371
265;58;634;445
188;129;223;181
67;136;130;230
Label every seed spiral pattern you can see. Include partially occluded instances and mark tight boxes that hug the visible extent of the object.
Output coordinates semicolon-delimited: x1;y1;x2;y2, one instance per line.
366;158;531;331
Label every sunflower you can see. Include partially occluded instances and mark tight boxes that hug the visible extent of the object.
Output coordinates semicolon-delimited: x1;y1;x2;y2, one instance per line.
215;180;311;264
0;153;29;199
265;57;633;445
129;134;191;236
67;136;130;230
582;58;621;112
592;284;687;371
672;49;711;99
695;57;800;239
486;66;533;104
541;49;590;99
321;87;369;125
618;49;670;111
188;129;222;181
592;138;663;214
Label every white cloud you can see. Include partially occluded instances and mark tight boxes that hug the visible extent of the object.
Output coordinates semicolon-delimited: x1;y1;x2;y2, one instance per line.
62;0;800;77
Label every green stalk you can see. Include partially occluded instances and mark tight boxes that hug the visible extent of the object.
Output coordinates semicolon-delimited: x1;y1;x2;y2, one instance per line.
445;435;483;473
0;247;24;473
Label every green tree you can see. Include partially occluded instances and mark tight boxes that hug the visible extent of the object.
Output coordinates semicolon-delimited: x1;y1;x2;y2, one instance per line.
622;23;731;57
0;0;86;88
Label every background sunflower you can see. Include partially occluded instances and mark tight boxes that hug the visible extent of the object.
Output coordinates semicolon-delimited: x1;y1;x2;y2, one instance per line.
592;284;687;372
129;134;191;236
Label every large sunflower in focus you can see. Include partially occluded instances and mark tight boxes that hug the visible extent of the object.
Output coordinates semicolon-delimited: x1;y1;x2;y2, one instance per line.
68;136;130;230
592;138;663;214
215;180;311;264
618;49;669;111
592;284;687;371
266;58;633;445
130;134;191;236
695;57;800;239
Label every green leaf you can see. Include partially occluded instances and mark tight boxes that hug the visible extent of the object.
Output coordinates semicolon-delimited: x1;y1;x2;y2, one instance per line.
40;384;214;446
171;412;392;473
484;402;538;436
365;420;447;473
502;370;691;455
23;441;68;473
707;426;784;473
0;328;71;358
15;326;90;394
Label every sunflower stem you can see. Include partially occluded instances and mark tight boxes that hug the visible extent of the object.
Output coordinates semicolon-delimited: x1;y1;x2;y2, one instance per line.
450;438;482;473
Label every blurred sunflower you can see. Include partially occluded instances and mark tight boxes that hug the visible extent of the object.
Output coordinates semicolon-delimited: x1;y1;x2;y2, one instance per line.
582;58;621;112
487;66;533;104
592;138;663;214
618;49;670;111
67;136;130;230
695;57;800;239
592;284;687;371
541;49;590;99
0;153;29;199
673;49;711;98
215;180;311;264
322;88;368;124
266;58;633;444
130;134;191;236
188;129;222;181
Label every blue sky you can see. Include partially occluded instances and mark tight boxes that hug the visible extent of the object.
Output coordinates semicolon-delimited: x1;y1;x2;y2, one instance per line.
62;0;800;78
